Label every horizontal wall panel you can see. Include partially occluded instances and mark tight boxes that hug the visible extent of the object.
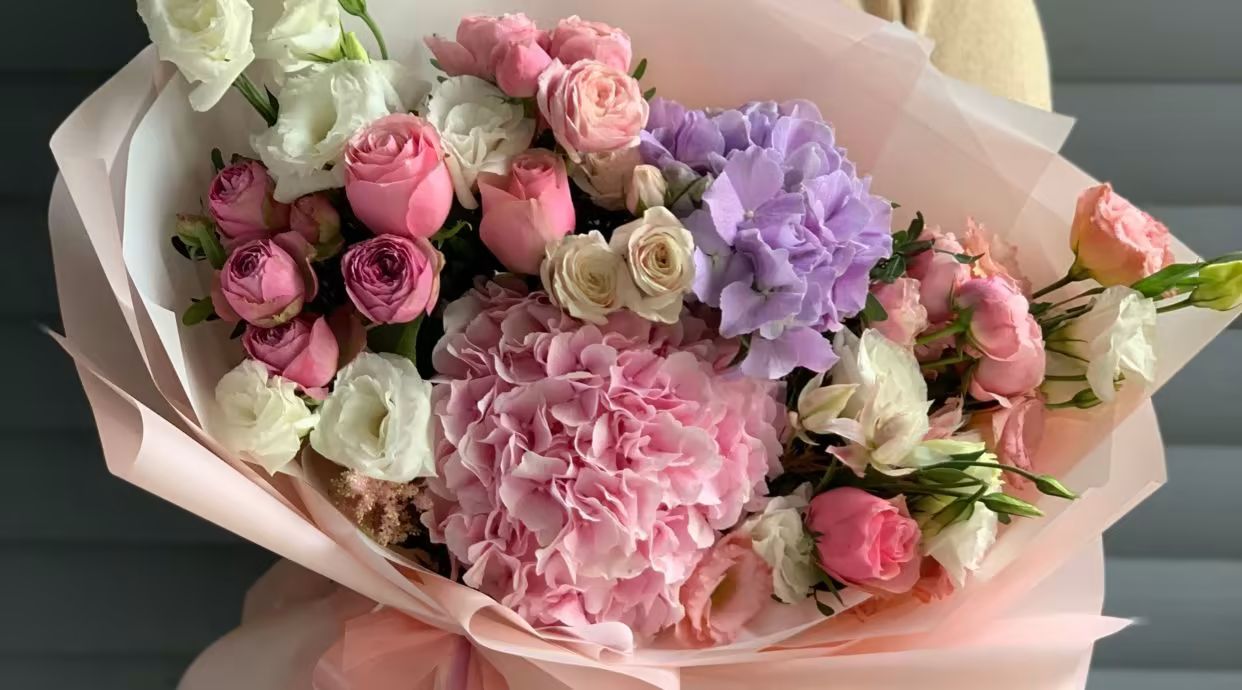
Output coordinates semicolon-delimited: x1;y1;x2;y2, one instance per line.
1154;329;1242;445
1056;84;1242;206
1090;670;1242;690
0;654;190;690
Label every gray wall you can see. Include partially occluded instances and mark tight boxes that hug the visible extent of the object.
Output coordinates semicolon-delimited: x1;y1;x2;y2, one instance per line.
1;1;1239;688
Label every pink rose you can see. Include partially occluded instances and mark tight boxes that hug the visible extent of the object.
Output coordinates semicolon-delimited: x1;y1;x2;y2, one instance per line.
808;488;921;594
217;235;317;327
289;193;343;257
208;160;290;248
675;532;773;647
342;235;444;324
425;14;552;97
537;59;649;161
975;393;1046;473
478;149;576;274
243;315;339;396
960;218;1029;293
969;314;1046;403
345;114;454;240
1070;183;1174;286
871;277;929;348
955;276;1033;361
906;226;970;323
547;16;633;72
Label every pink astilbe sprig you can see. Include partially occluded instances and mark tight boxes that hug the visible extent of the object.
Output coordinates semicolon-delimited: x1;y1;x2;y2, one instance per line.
333;471;431;547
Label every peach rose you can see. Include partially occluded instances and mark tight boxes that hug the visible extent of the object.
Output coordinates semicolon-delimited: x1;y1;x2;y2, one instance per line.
871;277;930;348
537;59;649;162
1070;183;1174;286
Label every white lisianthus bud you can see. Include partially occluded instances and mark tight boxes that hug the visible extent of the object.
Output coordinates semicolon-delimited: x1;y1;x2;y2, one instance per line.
1053;286;1157;403
251;0;343;76
137;0;256;111
742;484;818;603
610;208;695;324
1190;260;1242;311
211;360;318;474
311;353;437;482
541;231;632;325
252;59;425;201
625;164;668;215
425;76;536;209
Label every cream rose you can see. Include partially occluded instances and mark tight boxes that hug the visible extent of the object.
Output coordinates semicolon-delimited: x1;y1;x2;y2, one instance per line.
310;353;437;482
626;164;668;215
251;0;343;77
425;76;536;209
137;0;256;111
570;147;642;211
252;59;424;201
211;360;318;474
742;484;818;604
1055;286;1158;403
610;207;695;324
541;231;632;325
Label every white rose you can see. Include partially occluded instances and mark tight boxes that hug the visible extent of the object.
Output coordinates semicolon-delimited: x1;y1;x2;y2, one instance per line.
918;463;1004;587
827;329;932;476
137;0;256;111
626;164;669;215
571;147;643;211
1056;286;1158;403
251;0;343;77
610;207;695;324
541;231;632;325
311;353;437;483
252;59;425;201
425;76;536;209
211;360;318;474
743;484;818;604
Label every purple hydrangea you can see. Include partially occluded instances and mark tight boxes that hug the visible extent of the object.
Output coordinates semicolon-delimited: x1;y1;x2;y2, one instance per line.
642;98;893;379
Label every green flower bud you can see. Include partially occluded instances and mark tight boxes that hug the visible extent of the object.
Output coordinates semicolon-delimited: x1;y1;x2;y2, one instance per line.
1190;260;1242;311
980;493;1044;518
341;31;370;63
338;0;367;17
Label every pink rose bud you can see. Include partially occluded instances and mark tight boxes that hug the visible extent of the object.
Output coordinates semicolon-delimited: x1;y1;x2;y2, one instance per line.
906;226;971;323
954;276;1032;361
969;314;1046;403
871;277;930;348
345;114;454;240
342;235;444;324
1070;183;1174;286
537;59;650;161
674;531;773;648
424;13;551;97
478;149;576;274
218;236;316;327
243;315;339;395
290;193;343;258
547;16;633;72
974;393;1047;474
808;488;922;595
208;160;290;248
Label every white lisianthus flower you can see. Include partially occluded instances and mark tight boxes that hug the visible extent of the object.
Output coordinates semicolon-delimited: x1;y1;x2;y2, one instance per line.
425;76;536;209
211;360;318;474
137;0;256;111
311;353;436;482
791;371;858;441
826;329;932;476
742;484;818;603
610;207;696;324
917;462;1004;587
1056;286;1158;403
251;0;343;77
252;59;425;201
541;231;634;325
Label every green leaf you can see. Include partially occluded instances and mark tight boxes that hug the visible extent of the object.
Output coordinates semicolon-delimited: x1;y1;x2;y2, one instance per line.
182;298;216;326
1030;301;1054;317
862;292;889;324
948;450;988;464
814;597;835;617
926;495;976;535
367;317;423;364
429;58;444;71
980;493;1044;518
997;512;1012;525
211;148;226;173
430;220;470;247
201;228;227;270
918;467;980;486
940;251;981;264
631;57;648;81
229;321;246;339
266;87;280;121
171;236;194;260
643;87;657;101
901;239;935;255
1130;261;1206;299
1034;475;1078;500
907;211;925;240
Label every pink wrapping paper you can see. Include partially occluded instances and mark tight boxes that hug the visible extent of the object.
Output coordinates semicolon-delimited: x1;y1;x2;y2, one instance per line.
47;0;1237;688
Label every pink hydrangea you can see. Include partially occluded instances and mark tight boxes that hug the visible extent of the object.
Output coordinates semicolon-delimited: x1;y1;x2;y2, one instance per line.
424;280;783;638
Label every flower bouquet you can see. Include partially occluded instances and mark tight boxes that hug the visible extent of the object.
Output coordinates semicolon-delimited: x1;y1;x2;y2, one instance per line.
48;0;1240;687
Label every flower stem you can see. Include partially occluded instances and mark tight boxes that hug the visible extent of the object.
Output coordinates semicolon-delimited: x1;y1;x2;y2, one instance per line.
921;353;973;370
1158;297;1197;314
1032;272;1080;300
1049;287;1105;310
360;12;390;59
916;321;967;346
233;74;277;126
1044;374;1087;382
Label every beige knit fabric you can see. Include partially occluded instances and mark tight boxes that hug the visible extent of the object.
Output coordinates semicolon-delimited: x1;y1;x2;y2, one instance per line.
844;0;1052;110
